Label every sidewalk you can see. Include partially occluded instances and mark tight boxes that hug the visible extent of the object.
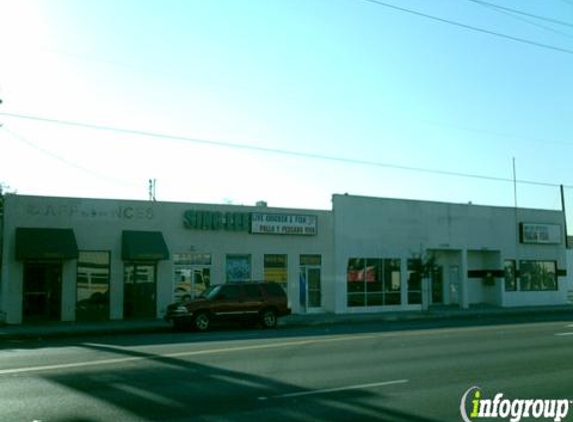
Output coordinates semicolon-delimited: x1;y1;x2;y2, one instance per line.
1;304;572;341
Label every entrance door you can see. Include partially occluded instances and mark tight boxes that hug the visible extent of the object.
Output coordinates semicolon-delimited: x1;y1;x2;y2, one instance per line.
124;262;157;319
23;261;62;322
449;265;460;305
431;266;444;305
299;266;322;312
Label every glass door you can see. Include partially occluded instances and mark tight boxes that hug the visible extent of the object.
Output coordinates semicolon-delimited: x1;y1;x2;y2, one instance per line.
449;265;460;305
124;262;157;319
23;261;62;322
431;266;444;305
307;267;322;308
299;266;322;312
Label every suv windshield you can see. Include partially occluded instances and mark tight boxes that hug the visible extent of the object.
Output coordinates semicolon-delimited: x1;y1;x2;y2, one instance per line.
200;285;222;300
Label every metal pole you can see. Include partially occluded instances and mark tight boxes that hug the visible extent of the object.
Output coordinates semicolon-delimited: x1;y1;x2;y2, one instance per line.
561;184;568;248
512;157;517;208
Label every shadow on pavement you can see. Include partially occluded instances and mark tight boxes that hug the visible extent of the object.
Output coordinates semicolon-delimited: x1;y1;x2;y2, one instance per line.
35;341;445;422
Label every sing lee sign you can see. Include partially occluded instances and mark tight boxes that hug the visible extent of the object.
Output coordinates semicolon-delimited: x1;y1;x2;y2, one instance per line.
183;210;317;236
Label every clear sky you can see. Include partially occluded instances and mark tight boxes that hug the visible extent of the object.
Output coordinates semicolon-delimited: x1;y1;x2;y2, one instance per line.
1;0;572;217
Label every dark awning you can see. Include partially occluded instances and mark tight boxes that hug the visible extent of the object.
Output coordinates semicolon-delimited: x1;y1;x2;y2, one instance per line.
122;230;169;261
16;227;79;260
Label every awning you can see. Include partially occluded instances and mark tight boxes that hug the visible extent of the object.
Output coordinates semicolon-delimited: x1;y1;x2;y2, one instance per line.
16;227;79;260
122;230;169;261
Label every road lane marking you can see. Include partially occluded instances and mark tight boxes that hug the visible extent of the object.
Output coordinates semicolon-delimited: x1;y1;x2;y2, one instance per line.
112;383;185;408
555;332;573;336
3;320;566;376
257;379;409;400
0;334;380;375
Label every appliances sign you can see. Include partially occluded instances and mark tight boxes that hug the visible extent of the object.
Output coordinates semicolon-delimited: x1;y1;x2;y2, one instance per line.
251;213;317;236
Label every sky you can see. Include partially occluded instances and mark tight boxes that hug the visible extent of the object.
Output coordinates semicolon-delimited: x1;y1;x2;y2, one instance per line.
1;0;572;218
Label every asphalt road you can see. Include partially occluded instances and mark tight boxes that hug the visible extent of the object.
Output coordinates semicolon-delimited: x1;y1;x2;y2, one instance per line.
1;318;573;422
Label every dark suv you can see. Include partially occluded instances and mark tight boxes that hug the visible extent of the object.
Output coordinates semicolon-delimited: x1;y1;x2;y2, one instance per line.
164;282;291;331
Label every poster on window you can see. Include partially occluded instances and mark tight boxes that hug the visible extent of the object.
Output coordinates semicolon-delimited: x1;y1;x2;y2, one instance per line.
226;255;252;282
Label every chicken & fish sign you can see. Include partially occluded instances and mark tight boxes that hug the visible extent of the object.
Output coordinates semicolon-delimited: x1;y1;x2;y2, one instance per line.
251;213;317;236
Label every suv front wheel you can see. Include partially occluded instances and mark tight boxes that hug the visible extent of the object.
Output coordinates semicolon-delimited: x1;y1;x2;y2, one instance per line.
194;312;211;331
260;309;278;329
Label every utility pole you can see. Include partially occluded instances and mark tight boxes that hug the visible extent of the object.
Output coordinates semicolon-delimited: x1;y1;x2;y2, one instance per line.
561;185;568;248
148;179;156;201
512;157;517;208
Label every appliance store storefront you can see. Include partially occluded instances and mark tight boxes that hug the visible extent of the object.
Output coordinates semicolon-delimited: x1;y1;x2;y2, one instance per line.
1;195;333;325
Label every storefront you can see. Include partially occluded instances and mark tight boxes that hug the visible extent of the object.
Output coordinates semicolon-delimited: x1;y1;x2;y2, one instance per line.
0;193;569;325
0;194;333;324
332;194;569;313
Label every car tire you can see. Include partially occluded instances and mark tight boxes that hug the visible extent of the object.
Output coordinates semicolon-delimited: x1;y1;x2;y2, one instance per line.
194;312;210;332
260;309;277;329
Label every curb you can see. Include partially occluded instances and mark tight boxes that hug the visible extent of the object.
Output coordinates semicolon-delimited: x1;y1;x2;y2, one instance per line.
2;307;572;342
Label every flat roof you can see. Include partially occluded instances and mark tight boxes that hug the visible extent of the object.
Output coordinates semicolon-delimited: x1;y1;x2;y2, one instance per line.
332;193;564;215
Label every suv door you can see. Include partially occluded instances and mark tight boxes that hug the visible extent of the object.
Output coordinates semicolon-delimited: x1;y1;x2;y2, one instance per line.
242;284;265;320
210;284;244;322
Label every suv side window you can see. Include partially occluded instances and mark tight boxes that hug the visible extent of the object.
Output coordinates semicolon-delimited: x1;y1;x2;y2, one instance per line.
263;283;286;298
244;284;263;299
218;285;242;300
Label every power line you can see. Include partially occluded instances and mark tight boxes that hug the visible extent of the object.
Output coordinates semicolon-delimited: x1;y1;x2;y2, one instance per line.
469;0;573;39
0;125;137;187
467;0;573;28
360;0;573;55
1;111;570;189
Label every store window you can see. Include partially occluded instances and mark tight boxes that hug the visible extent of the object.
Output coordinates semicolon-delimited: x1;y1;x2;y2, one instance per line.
365;258;383;306
347;258;365;307
264;254;288;291
504;260;517;292
407;259;422;305
76;251;110;321
226;254;252;282
519;260;557;291
384;259;401;305
347;258;402;307
173;253;211;301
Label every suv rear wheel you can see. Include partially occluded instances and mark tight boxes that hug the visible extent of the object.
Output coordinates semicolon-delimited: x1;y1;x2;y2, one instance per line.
194;312;210;331
260;308;277;329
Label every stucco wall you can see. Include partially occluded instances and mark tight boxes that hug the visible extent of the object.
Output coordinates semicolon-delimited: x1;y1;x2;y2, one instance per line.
1;194;333;324
333;194;568;313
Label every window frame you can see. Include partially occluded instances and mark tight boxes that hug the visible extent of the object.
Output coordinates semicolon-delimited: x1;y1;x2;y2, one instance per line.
347;257;402;307
76;250;111;322
518;260;558;292
504;259;517;292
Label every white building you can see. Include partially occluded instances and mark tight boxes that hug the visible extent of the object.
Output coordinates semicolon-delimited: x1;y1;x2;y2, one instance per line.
333;194;568;313
0;194;333;325
0;193;568;325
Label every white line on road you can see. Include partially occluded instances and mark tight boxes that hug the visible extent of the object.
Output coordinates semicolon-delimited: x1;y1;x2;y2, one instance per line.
555;332;573;336
257;379;409;400
0;334;379;376
3;321;565;376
